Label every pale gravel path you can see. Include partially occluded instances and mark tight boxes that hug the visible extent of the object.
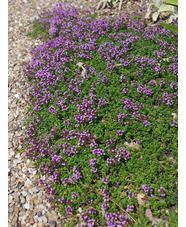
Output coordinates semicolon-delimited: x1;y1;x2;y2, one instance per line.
8;0;148;226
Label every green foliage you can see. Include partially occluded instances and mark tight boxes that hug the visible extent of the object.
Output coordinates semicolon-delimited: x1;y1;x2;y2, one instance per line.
169;211;178;226
23;10;178;226
159;22;178;34
163;0;178;7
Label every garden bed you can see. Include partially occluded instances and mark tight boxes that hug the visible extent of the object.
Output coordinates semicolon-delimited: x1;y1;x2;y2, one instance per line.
21;2;178;226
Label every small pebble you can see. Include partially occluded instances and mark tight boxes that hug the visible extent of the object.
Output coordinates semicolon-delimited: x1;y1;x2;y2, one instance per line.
8;207;14;213
49;220;56;227
37;211;42;217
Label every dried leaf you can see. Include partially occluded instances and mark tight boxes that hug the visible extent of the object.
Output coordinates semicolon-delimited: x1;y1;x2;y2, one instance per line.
171;112;177;119
81;67;86;77
136;193;146;205
124;141;140;150
145;209;153;221
77;62;83;67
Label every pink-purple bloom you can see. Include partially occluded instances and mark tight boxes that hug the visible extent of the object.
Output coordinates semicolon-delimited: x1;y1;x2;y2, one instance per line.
158;187;166;197
172;120;177;127
102;177;108;184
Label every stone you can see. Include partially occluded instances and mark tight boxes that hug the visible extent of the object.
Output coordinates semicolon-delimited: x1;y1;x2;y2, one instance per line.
24;203;31;209
49;220;56;227
21;197;26;204
56;220;62;225
25;179;32;187
8;115;14;123
8;207;14;213
30;219;35;224
48;215;58;222
38;204;46;211
18;182;24;189
22;190;27;196
11;192;18;199
14;207;19;214
12;217;17;225
22;166;27;172
10;181;16;187
37;211;42;217
8;142;13;148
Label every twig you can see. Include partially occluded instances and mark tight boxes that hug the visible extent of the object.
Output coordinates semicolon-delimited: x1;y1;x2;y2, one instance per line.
77;182;136;223
79;189;93;201
61;214;80;220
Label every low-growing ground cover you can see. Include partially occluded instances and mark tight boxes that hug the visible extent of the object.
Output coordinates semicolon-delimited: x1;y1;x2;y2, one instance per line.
21;3;178;226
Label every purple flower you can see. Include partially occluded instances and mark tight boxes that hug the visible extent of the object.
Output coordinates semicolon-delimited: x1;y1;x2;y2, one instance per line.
65;119;71;126
101;203;109;212
58;197;65;203
143;120;150;127
117;112;125;120
142;184;149;193
56;90;62;95
106;139;115;146
131;80;137;87
71;192;77;199
102;177;108;184
137;139;142;144
65;206;73;215
126;205;134;212
106;158;115;166
87;219;95;227
170;82;178;90
120;75;126;81
149;80;155;85
128;192;134;200
158;187;166;197
114;183;119;189
159;80;165;87
92;148;105;156
91;167;97;173
172;120;177;127
136;71;142;75
89;159;96;166
116;130;124;136
49;106;58;115
80;212;88;221
123;88;128;94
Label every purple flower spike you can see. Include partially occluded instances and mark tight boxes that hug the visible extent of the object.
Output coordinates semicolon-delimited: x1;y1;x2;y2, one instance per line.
89;159;96;166
158;187;166;197
65;205;73;215
143;120;150;127
172;120;177;127
128;192;134;200
142;184;149;193
102;177;108;184
91;167;97;173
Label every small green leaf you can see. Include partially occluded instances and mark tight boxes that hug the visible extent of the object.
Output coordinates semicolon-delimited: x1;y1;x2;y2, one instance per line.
158;4;175;13
163;0;178;6
159;22;178;34
152;12;159;22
